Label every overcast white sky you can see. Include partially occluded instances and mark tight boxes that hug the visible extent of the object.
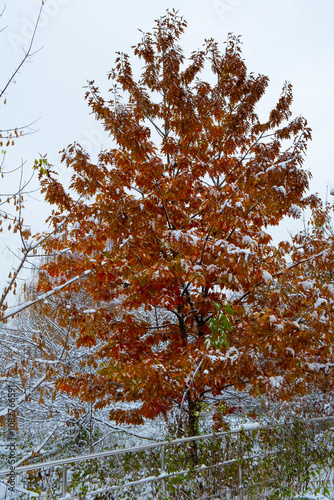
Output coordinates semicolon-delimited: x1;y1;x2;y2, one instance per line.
1;0;334;285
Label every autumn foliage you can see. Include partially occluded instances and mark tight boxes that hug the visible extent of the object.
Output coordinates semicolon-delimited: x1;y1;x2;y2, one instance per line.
36;12;334;435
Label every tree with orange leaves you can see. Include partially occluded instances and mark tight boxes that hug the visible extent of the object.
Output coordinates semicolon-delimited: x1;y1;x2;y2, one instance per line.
36;11;334;438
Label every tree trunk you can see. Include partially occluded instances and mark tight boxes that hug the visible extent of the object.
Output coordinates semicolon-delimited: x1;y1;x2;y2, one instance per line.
187;391;199;465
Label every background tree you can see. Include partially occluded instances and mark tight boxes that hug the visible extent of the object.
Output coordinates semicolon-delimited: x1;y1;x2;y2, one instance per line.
36;11;334;439
0;2;96;325
0;288;145;467
0;2;94;448
0;1;44;317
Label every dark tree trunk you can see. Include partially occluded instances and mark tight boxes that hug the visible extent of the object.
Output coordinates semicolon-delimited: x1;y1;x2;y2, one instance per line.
187;390;200;465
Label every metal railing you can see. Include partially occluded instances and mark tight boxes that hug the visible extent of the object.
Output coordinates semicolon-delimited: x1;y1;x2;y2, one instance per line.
0;416;333;499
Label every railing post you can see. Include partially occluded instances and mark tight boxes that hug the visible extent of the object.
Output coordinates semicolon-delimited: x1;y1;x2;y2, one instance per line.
238;432;243;500
62;464;67;497
161;445;166;496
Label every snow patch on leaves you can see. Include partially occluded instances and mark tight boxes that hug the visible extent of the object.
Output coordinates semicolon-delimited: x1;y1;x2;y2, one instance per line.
314;298;327;309
269;376;284;389
307;362;334;372
262;270;273;283
300;280;314;291
289;204;302;218
273;185;287;196
207;346;239;364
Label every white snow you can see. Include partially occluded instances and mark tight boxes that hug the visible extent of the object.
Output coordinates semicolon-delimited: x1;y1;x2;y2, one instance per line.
300;280;314;291
273;185;287;196
242;235;255;246
207;347;239;363
325;284;334;295
307;362;334;372
289;204;302;218
206;264;218;272
173;230;182;241
269;376;284;389
262;270;273;283
314;298;327;308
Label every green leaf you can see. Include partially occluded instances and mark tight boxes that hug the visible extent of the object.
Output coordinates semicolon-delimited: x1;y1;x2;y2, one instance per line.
205;301;233;351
